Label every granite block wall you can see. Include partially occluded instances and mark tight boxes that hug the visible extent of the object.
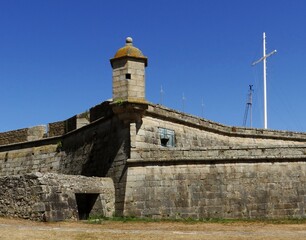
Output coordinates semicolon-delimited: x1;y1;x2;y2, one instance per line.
59;115;131;216
0;144;61;177
48;121;66;137
135;115;306;150
0;104;130;217
1;101;306;220
0;126;46;145
126;105;306;219
0;173;115;221
124;162;306;219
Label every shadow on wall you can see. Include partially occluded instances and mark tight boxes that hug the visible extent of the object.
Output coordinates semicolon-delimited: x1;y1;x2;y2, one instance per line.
59;115;131;217
80;124;130;177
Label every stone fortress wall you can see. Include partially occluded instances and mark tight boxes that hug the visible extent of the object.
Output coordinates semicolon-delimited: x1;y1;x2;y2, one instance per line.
0;102;120;221
124;103;306;219
0;101;306;220
0;37;305;221
0;102;110;177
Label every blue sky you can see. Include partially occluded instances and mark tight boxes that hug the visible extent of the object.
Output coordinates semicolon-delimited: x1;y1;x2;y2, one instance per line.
1;0;306;132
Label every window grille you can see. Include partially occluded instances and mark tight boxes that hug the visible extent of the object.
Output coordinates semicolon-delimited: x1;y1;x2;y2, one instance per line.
159;128;175;147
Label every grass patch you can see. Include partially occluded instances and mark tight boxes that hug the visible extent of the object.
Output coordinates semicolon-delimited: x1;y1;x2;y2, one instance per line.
86;216;306;225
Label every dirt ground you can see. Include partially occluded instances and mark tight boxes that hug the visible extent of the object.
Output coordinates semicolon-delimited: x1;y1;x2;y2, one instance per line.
0;217;306;240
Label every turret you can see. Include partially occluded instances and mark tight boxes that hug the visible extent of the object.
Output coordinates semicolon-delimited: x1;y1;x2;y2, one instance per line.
110;37;148;103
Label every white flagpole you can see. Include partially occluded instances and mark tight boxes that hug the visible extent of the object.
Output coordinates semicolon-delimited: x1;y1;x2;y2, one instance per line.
252;32;277;129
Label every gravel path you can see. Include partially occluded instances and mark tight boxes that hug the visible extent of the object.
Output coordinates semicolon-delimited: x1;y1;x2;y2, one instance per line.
0;218;306;240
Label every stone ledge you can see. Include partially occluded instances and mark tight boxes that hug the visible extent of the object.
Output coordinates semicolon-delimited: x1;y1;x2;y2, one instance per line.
129;146;306;164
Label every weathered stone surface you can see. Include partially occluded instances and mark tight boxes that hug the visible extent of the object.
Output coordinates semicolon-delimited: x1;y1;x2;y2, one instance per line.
0;126;46;145
0;173;115;221
1;101;306;221
111;40;147;102
124;162;306;219
0;145;60;177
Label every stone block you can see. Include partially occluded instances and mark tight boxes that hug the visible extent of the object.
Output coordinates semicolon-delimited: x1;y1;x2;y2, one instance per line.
32;202;46;212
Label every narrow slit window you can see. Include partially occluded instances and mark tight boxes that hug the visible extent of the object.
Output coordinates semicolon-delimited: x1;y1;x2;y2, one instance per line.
159;128;175;147
126;73;131;79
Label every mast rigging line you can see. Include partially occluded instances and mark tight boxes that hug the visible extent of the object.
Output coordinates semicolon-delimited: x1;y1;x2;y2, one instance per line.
243;84;254;127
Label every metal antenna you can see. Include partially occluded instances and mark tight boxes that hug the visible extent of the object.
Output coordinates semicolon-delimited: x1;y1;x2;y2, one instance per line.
252;32;277;129
182;93;186;112
201;98;204;117
243;85;254;127
160;85;164;105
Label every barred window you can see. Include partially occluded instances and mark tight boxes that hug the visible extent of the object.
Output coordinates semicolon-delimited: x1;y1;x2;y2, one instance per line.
159;128;175;147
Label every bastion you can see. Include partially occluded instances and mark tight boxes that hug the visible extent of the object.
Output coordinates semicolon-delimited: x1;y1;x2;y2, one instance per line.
0;38;305;221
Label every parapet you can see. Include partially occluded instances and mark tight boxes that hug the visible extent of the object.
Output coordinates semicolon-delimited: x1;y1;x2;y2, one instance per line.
0;101;114;146
0;126;46;146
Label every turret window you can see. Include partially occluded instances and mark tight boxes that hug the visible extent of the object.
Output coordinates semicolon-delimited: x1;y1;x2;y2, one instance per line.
126;73;131;79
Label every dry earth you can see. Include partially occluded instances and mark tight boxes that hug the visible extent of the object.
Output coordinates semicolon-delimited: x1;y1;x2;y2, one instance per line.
0;217;306;240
